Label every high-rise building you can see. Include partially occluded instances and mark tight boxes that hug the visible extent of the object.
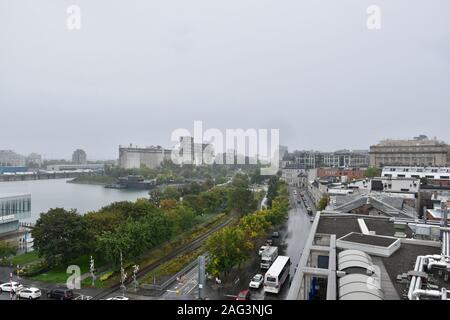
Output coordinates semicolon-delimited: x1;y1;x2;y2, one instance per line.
72;149;87;165
178;136;214;166
369;136;450;168
180;136;194;164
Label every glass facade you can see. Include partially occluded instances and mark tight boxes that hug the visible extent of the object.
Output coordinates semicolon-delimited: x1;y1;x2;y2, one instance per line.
0;194;31;234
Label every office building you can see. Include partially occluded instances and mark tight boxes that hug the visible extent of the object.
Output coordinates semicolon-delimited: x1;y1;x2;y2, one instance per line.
0;193;31;236
284;150;369;169
72;149;87;165
369;136;450;168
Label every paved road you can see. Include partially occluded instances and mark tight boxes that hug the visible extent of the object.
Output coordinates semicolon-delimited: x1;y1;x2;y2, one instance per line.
264;186;312;299
163;265;199;299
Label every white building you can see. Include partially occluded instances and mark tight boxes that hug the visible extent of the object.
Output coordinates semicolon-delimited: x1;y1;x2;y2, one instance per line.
281;165;306;187
119;145;171;169
382;166;450;181
347;177;420;194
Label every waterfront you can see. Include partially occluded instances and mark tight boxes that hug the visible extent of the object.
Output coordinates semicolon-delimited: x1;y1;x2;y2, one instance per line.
0;179;149;223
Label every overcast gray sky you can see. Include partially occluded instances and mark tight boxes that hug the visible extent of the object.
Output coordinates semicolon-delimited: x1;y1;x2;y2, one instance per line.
1;0;449;160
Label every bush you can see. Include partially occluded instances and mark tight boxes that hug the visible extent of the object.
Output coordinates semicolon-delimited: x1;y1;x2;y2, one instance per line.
20;261;50;277
99;271;115;282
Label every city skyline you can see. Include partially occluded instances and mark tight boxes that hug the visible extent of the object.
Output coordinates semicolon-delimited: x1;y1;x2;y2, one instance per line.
3;133;450;162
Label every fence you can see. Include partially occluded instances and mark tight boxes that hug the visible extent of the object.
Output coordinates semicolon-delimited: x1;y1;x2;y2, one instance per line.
140;255;209;292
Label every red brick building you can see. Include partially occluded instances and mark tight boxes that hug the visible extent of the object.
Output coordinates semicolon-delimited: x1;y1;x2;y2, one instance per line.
317;168;366;181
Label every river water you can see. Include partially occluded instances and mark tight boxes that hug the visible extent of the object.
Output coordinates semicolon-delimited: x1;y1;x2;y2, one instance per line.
0;178;149;223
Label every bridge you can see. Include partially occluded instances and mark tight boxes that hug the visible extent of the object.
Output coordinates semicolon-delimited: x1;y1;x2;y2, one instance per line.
0;170;96;182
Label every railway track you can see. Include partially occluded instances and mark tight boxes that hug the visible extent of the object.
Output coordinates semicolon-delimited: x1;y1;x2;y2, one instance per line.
93;215;235;299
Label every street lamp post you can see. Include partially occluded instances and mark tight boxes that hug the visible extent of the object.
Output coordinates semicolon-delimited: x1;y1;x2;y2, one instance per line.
9;272;13;301
119;251;127;297
133;264;139;292
90;256;96;286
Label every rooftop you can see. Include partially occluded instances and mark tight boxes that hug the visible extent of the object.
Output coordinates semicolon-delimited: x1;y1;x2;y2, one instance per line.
289;212;450;300
0;193;31;200
339;232;398;247
373;137;448;147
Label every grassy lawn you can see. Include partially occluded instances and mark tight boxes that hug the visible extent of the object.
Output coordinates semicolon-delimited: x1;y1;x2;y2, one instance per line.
12;251;41;266
31;255;91;283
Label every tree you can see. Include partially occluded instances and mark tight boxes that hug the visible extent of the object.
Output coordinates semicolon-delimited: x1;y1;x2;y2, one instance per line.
266;196;289;225
84;210;125;248
198;187;228;214
95;209;174;264
0;242;16;261
33;208;88;266
266;175;280;207
100;199;162;220
227;174;256;215
238;212;271;244
165;203;196;233
317;196;328;211
149;186;181;206
205;227;248;278
182;194;203;215
365;167;378;178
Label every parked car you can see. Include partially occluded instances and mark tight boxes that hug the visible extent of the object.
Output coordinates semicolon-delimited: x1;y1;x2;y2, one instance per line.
47;288;74;300
272;231;280;238
236;289;251;300
249;274;264;289
17;287;41;300
106;296;129;300
0;281;23;293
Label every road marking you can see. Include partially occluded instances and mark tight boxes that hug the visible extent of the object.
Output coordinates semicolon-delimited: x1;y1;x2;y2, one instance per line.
186;283;197;295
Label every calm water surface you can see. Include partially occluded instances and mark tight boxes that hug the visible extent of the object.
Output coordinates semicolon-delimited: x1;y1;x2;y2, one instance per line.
0;179;149;222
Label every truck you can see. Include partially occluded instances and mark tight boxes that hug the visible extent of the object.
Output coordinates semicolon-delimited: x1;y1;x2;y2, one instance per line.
260;246;279;270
